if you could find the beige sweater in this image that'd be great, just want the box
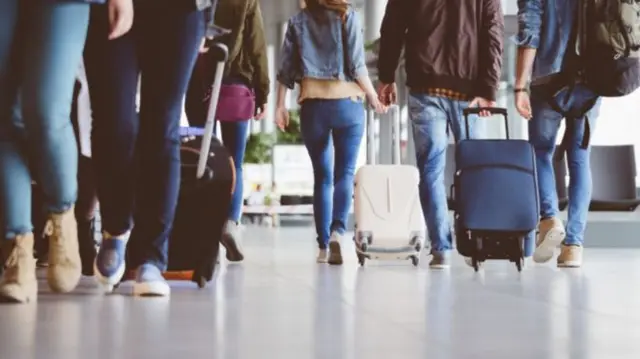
[298,78,364,103]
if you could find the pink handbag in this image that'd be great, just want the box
[207,84,256,122]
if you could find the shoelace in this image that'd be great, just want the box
[43,219,66,253]
[4,247,21,269]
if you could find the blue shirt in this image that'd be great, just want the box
[277,7,368,89]
[514,0,578,82]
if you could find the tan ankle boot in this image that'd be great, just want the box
[45,206,81,293]
[0,233,38,303]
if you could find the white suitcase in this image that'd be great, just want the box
[353,105,426,267]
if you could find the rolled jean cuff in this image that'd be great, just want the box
[4,227,34,240]
[46,201,76,215]
[563,238,582,246]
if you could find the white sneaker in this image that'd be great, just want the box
[132,263,170,297]
[221,220,244,262]
[533,217,565,264]
[316,249,328,263]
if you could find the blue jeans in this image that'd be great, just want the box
[300,98,364,249]
[408,94,471,253]
[84,2,204,270]
[529,84,601,246]
[0,1,89,238]
[184,73,249,223]
[409,94,536,256]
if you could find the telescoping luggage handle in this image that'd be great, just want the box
[366,104,402,165]
[462,107,509,140]
[196,43,229,180]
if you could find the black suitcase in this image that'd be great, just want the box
[164,43,234,288]
[452,107,539,272]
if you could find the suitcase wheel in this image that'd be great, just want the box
[357,253,366,267]
[471,257,480,272]
[410,255,420,267]
[197,276,207,289]
[411,236,423,253]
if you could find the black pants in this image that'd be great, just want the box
[83,2,205,270]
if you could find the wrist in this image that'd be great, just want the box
[514,78,529,89]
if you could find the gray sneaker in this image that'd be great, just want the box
[221,220,244,262]
[429,250,451,269]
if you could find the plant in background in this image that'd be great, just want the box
[244,132,275,164]
[244,110,303,164]
[276,109,303,145]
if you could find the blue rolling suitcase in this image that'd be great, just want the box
[452,108,539,272]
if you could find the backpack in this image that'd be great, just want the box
[549,0,640,156]
[576,0,640,97]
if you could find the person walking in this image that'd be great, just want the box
[184,0,270,263]
[275,0,385,265]
[0,0,132,303]
[514,0,601,268]
[84,0,209,296]
[377,0,505,269]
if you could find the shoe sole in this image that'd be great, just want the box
[558,261,582,268]
[133,281,170,297]
[0,293,35,304]
[221,233,244,262]
[94,258,126,291]
[533,228,565,264]
[0,284,37,303]
[429,264,450,270]
[328,242,343,265]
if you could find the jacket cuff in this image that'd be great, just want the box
[511,31,539,49]
[276,73,295,90]
[474,84,497,102]
[377,69,396,84]
[255,90,267,107]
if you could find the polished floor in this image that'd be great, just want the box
[2,226,640,359]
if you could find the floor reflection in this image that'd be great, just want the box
[0,227,639,359]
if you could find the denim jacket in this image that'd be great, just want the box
[514,0,578,82]
[277,7,368,89]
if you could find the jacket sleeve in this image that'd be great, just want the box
[476,0,504,101]
[276,20,299,90]
[377,0,409,84]
[344,9,368,79]
[245,0,270,106]
[514,0,544,48]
